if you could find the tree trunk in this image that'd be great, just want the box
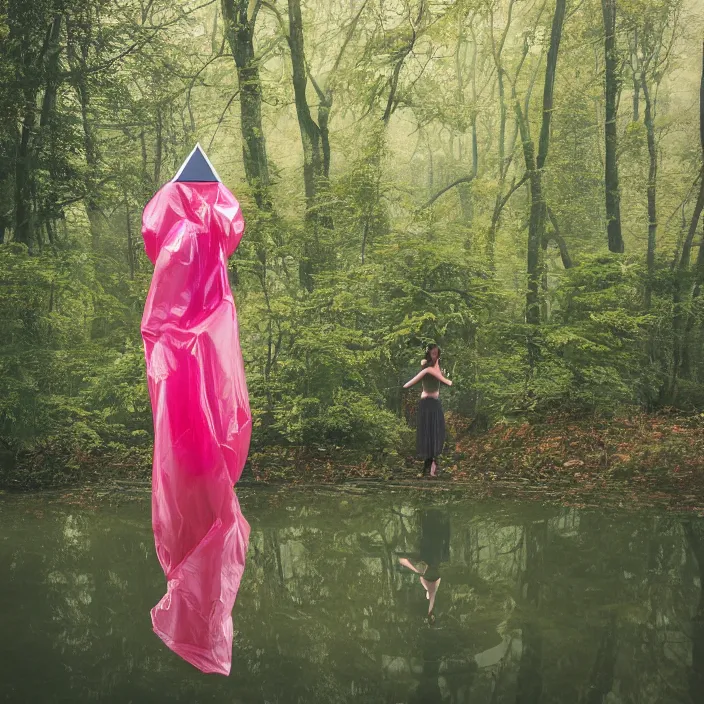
[455,21,474,222]
[318,97,331,180]
[515,521,546,704]
[602,0,624,253]
[472,119,478,178]
[642,77,657,309]
[153,107,163,186]
[221,0,275,328]
[522,135,544,327]
[14,13,63,250]
[632,79,639,121]
[38,15,63,129]
[14,105,35,249]
[125,198,135,280]
[287,0,325,291]
[679,44,704,272]
[536,0,565,172]
[518,0,566,328]
[490,0,516,181]
[67,19,102,248]
[546,208,573,269]
[359,3,422,266]
[631,29,640,121]
[580,614,618,704]
[37,14,64,248]
[221,0,272,211]
[487,0,520,268]
[669,43,704,398]
[685,522,704,704]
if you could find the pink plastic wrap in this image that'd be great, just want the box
[140,145,251,675]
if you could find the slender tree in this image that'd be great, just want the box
[636,7,678,309]
[602,0,624,253]
[287,0,326,290]
[67,10,102,247]
[514,0,567,328]
[515,521,547,704]
[221,0,273,211]
[669,42,704,399]
[11,7,63,250]
[685,522,704,704]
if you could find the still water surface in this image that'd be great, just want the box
[1,488,703,703]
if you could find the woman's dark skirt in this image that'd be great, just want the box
[416,397,445,460]
[419,509,450,569]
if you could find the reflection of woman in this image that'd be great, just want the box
[403,344,452,477]
[410,637,442,704]
[398,509,450,624]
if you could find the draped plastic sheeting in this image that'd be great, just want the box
[140,146,251,675]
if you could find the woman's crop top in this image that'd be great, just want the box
[422,370,441,393]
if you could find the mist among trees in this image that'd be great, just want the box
[1,0,704,479]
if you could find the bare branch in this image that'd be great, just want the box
[492,173,529,226]
[260,0,288,37]
[545,207,573,268]
[419,175,474,211]
[208,90,241,151]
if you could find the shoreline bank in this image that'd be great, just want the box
[3,412,704,511]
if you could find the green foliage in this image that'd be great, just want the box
[538,255,658,411]
[0,0,703,488]
[272,389,406,451]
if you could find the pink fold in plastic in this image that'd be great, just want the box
[140,144,251,675]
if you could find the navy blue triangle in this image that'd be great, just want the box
[174,145,220,182]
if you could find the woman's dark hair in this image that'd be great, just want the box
[423,344,440,368]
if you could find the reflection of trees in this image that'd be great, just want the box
[685,522,704,704]
[515,520,546,704]
[580,612,617,704]
[3,495,704,702]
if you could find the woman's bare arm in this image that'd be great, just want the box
[426,365,453,386]
[398,557,423,574]
[403,368,428,389]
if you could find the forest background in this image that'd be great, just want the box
[2,0,704,491]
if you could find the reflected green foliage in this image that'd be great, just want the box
[1,0,704,485]
[1,491,704,702]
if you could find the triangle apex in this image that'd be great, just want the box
[172,143,221,183]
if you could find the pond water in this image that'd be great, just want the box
[1,487,703,703]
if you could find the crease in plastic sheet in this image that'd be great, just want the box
[141,168,251,676]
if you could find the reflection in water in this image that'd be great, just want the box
[515,519,545,704]
[685,522,704,704]
[1,492,704,703]
[399,508,450,624]
[398,509,453,702]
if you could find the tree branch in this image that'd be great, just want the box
[333,0,369,75]
[382,0,425,124]
[260,0,288,37]
[67,0,220,79]
[307,63,327,103]
[419,175,474,211]
[544,207,573,268]
[537,0,566,170]
[492,173,529,226]
[208,90,241,151]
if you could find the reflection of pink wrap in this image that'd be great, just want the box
[140,162,251,675]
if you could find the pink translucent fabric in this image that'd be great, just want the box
[141,180,251,675]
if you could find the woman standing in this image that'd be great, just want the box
[403,344,452,477]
